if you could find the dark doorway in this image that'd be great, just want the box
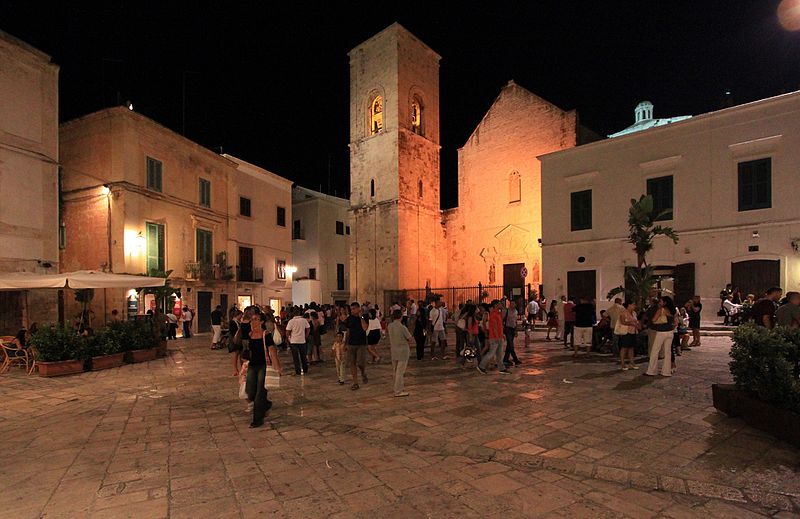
[220,294,229,320]
[567,270,596,302]
[503,263,525,299]
[238,246,254,282]
[673,263,695,307]
[731,260,780,298]
[0,291,23,335]
[197,291,212,333]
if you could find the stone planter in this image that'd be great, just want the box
[156,340,168,358]
[125,348,157,364]
[712,383,800,449]
[91,352,125,371]
[37,359,85,377]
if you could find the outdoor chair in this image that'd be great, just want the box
[0,336,32,375]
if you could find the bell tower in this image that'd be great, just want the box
[348,23,445,305]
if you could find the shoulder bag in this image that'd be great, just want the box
[263,335,280,389]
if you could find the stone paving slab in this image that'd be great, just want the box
[0,331,798,517]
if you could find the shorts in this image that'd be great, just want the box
[574,327,593,346]
[348,344,367,368]
[212,324,222,343]
[431,329,446,343]
[527,314,536,323]
[618,333,636,349]
[367,330,381,346]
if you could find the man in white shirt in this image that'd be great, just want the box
[527,299,540,326]
[606,298,624,354]
[428,300,448,360]
[285,309,311,375]
[555,296,566,340]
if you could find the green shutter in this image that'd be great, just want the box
[196,229,212,264]
[146,223,165,274]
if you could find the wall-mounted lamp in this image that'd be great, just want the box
[101,184,110,195]
[752,230,760,238]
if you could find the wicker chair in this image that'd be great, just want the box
[0,336,31,374]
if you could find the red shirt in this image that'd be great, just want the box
[488,309,504,339]
[564,302,576,322]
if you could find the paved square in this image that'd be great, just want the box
[1,331,798,518]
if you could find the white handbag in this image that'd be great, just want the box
[262,336,281,390]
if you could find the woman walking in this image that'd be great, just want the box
[545,300,558,341]
[616,302,640,370]
[244,312,282,428]
[646,297,678,377]
[367,308,382,363]
[458,304,479,367]
[229,309,244,376]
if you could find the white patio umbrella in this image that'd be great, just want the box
[0,270,166,289]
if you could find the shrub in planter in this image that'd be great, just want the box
[86,331,124,370]
[729,323,800,413]
[29,324,86,376]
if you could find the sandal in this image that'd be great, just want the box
[351,383,359,390]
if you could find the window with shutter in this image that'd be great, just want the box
[146,222,165,273]
[570,190,592,231]
[146,157,162,192]
[199,178,211,207]
[738,158,771,211]
[196,229,213,265]
[646,175,673,221]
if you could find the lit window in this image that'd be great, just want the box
[509,171,521,203]
[370,96,383,135]
[411,97,423,135]
[276,260,286,280]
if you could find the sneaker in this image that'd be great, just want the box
[629,364,640,370]
[338,380,345,385]
[432,356,438,361]
[621,366,629,371]
[499,370,512,375]
[476,366,487,374]
[394,392,410,397]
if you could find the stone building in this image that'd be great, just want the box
[0,31,59,333]
[223,154,294,312]
[60,108,293,332]
[348,24,593,306]
[540,92,800,312]
[291,186,351,306]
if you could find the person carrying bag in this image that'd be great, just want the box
[243,313,281,428]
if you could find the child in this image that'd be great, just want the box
[545,300,558,341]
[332,332,347,385]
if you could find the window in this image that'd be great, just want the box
[146,157,162,192]
[196,229,213,265]
[276,260,286,280]
[346,225,350,235]
[647,175,673,220]
[199,178,211,207]
[293,219,303,240]
[309,268,317,280]
[146,222,165,273]
[336,220,344,235]
[738,158,771,211]
[238,246,254,282]
[418,180,423,198]
[570,190,592,231]
[509,171,521,203]
[337,263,345,291]
[239,196,251,217]
[370,96,383,135]
[370,179,375,197]
[411,97,423,135]
[276,206,286,227]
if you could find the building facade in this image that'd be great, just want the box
[0,31,59,333]
[291,186,350,305]
[223,155,293,313]
[348,24,589,307]
[60,108,290,332]
[540,92,800,312]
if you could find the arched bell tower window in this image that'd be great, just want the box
[418,179,423,198]
[370,179,375,198]
[509,171,521,203]
[411,97,423,135]
[369,96,383,135]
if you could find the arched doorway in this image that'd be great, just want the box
[731,259,780,297]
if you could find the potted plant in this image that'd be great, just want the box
[117,321,158,363]
[86,330,124,371]
[29,324,86,377]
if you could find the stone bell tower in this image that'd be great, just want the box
[348,23,446,306]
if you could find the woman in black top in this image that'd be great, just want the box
[245,312,281,428]
[229,309,244,376]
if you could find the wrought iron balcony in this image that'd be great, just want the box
[236,266,264,283]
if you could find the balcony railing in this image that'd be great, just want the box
[237,266,264,283]
[185,262,234,281]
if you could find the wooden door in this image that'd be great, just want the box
[673,263,695,307]
[567,270,597,302]
[197,291,212,333]
[731,260,780,298]
[0,291,23,335]
[503,263,525,299]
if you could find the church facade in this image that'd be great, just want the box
[348,24,595,307]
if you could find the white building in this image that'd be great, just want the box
[541,92,800,312]
[223,154,293,312]
[0,31,59,332]
[291,186,350,305]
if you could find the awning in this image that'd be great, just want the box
[0,270,166,290]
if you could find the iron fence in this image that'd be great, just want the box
[384,284,519,312]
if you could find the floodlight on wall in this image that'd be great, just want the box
[752,230,760,238]
[101,184,110,195]
[286,266,298,275]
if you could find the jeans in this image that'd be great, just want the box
[392,359,408,394]
[455,328,465,358]
[479,338,505,371]
[289,342,308,375]
[182,321,192,338]
[503,326,519,364]
[245,363,271,424]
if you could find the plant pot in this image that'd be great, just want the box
[91,352,125,371]
[37,359,85,377]
[712,383,800,449]
[156,340,168,358]
[125,348,158,364]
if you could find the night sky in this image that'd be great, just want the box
[3,1,799,208]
